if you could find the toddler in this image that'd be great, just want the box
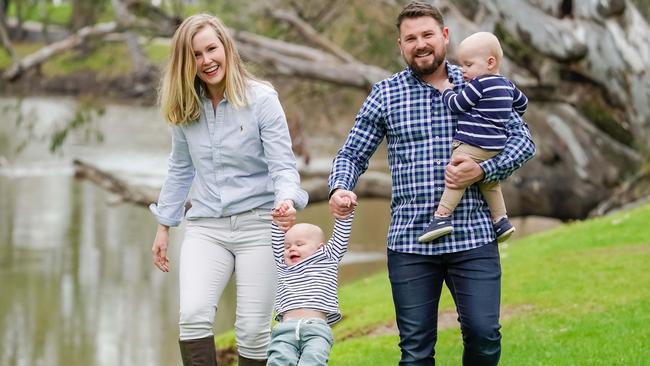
[267,201,354,366]
[419,31,528,243]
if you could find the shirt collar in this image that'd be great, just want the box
[199,84,229,103]
[405,61,464,87]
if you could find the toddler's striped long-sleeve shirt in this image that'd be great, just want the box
[442,75,528,151]
[271,213,354,325]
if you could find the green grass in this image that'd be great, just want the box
[8,3,72,26]
[323,204,650,365]
[0,42,44,69]
[143,42,171,65]
[215,204,650,364]
[0,40,135,77]
[42,42,134,77]
[0,39,171,77]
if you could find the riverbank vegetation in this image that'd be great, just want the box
[216,203,650,365]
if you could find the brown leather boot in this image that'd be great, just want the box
[179,336,218,366]
[238,355,267,366]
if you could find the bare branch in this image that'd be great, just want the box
[73,159,161,207]
[3,22,118,81]
[236,40,389,90]
[111,0,151,78]
[268,8,357,63]
[233,29,340,63]
[230,28,390,90]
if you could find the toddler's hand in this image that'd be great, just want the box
[273,201,291,216]
[273,200,296,232]
[433,77,454,93]
[442,79,454,91]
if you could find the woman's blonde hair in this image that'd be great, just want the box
[159,14,255,124]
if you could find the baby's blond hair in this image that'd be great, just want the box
[458,32,504,70]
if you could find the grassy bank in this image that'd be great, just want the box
[217,203,650,365]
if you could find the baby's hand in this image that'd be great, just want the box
[440,79,454,92]
[273,201,291,216]
[433,78,454,93]
[272,200,296,232]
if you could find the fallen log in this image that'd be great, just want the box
[3,22,119,80]
[73,158,160,207]
[72,159,393,208]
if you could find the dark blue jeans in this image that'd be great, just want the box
[388,242,501,366]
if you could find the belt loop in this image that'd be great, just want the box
[295,319,303,341]
[230,214,237,230]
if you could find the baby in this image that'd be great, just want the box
[267,201,355,366]
[419,31,528,243]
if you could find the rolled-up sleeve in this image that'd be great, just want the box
[479,111,536,182]
[258,90,309,210]
[149,125,195,226]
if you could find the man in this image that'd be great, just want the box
[327,2,535,365]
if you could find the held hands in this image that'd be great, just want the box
[152,224,170,272]
[445,154,485,189]
[329,189,357,219]
[273,200,296,232]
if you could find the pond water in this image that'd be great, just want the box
[0,97,390,366]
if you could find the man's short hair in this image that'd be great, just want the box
[395,1,445,30]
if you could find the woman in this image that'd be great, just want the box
[150,14,308,366]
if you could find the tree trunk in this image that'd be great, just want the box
[0,0,15,60]
[110,0,151,80]
[69,0,107,32]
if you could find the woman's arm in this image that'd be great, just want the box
[257,88,309,210]
[149,125,195,227]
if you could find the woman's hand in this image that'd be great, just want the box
[272,200,296,232]
[152,224,170,272]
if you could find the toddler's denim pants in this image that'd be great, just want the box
[267,318,333,366]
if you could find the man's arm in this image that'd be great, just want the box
[479,111,536,182]
[328,83,387,195]
[323,211,355,262]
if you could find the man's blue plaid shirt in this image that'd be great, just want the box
[328,64,536,255]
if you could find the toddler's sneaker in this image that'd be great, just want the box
[418,216,453,243]
[494,217,516,242]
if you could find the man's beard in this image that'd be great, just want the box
[408,53,445,77]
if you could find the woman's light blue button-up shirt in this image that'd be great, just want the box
[150,81,308,227]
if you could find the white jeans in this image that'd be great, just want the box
[178,209,277,359]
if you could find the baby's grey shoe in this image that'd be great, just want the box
[494,217,516,242]
[418,216,453,243]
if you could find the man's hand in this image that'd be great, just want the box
[329,189,357,219]
[445,154,484,189]
[272,200,296,232]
